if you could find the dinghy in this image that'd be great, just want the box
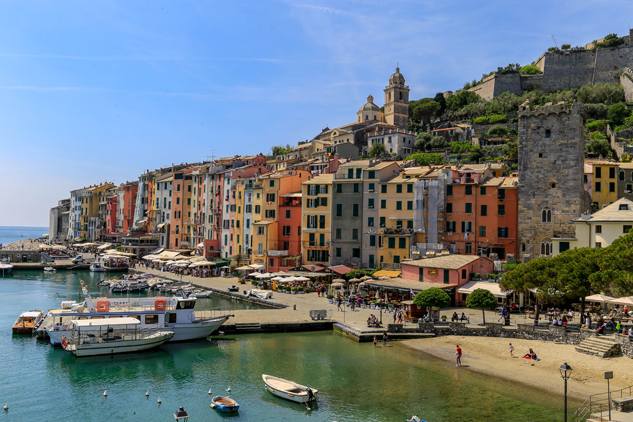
[262,374,318,404]
[210,396,239,412]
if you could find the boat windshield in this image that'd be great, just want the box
[176,300,195,310]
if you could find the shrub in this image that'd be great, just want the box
[449,141,475,154]
[473,116,489,124]
[415,132,432,150]
[590,132,607,140]
[509,117,519,123]
[585,137,611,157]
[502,263,518,271]
[608,103,631,126]
[520,64,542,75]
[487,114,508,124]
[473,273,482,279]
[561,44,571,50]
[487,124,508,137]
[405,152,445,166]
[487,273,496,280]
[430,136,447,149]
[616,115,633,132]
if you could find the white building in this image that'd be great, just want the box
[367,128,416,157]
[154,174,173,248]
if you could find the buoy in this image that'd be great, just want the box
[157,397,162,404]
[226,386,231,392]
[103,390,108,397]
[145,390,149,397]
[208,389,212,395]
[3,404,8,411]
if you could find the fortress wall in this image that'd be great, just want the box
[621,68,633,102]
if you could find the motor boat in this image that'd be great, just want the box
[0,259,13,274]
[44,267,56,272]
[45,282,231,346]
[250,289,273,300]
[211,396,239,413]
[90,262,106,272]
[62,318,174,357]
[12,310,46,334]
[262,374,318,404]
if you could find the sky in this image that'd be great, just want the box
[2,0,633,226]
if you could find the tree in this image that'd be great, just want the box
[585,137,611,158]
[503,140,518,160]
[561,44,571,50]
[413,100,441,126]
[466,288,497,325]
[433,92,447,116]
[413,287,451,321]
[608,103,630,126]
[520,65,542,75]
[271,144,293,157]
[487,124,508,137]
[429,136,447,149]
[368,142,386,158]
[406,153,445,166]
[415,132,432,150]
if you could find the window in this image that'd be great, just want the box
[380,217,386,227]
[369,235,376,247]
[465,203,472,213]
[393,255,400,264]
[368,217,374,227]
[624,225,632,233]
[381,185,387,194]
[407,184,413,193]
[407,201,413,210]
[461,221,472,233]
[545,129,551,138]
[336,204,343,217]
[498,189,505,200]
[479,226,486,237]
[596,167,602,178]
[388,238,396,248]
[352,229,358,240]
[541,208,551,223]
[398,238,406,249]
[265,209,276,218]
[497,227,508,238]
[286,210,291,219]
[595,225,602,234]
[176,197,180,205]
[396,185,402,193]
[257,226,265,235]
[269,180,275,187]
[353,204,359,217]
[595,182,601,192]
[446,221,456,232]
[480,187,487,195]
[498,204,505,215]
[320,197,327,207]
[596,242,602,248]
[352,248,361,258]
[381,199,386,209]
[541,241,552,255]
[354,183,359,193]
[320,185,328,194]
[609,182,615,193]
[336,184,342,193]
[627,184,633,192]
[319,215,325,229]
[336,228,341,239]
[465,243,472,254]
[266,193,276,202]
[447,185,453,196]
[348,169,354,179]
[446,203,453,213]
[368,171,375,179]
[396,201,402,210]
[559,242,570,253]
[620,171,625,181]
[368,198,375,209]
[368,183,375,192]
[465,186,472,195]
[283,226,291,236]
[335,248,341,257]
[255,205,261,214]
[481,205,487,216]
[609,167,616,179]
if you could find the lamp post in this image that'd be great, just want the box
[559,362,573,422]
[605,371,613,421]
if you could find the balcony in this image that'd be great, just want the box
[303,240,330,248]
[380,227,415,236]
[268,250,289,257]
[452,174,481,184]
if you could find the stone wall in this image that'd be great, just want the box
[622,68,633,103]
[469,73,522,101]
[517,102,591,261]
[607,123,633,160]
[0,250,42,262]
[615,334,633,358]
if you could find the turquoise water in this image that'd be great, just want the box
[0,226,48,246]
[0,271,573,421]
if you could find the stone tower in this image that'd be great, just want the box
[384,67,410,129]
[517,101,591,262]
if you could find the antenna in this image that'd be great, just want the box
[551,35,558,49]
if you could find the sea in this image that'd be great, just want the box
[0,226,48,247]
[0,269,578,421]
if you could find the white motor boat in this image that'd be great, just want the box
[262,374,318,404]
[44,267,56,272]
[45,283,231,346]
[62,318,174,357]
[250,289,273,300]
[0,259,13,274]
[89,262,106,272]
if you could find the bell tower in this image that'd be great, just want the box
[384,66,410,129]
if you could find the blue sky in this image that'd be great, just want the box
[2,0,633,226]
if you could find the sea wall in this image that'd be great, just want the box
[0,250,42,263]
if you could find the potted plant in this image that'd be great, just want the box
[441,315,447,321]
[291,287,296,294]
[250,280,257,286]
[285,286,291,293]
[327,294,334,303]
[298,287,304,294]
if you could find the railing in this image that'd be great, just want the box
[268,250,289,257]
[302,241,329,248]
[381,228,415,235]
[573,384,633,421]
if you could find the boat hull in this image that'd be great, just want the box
[262,375,318,404]
[13,326,36,335]
[211,396,239,412]
[66,331,174,357]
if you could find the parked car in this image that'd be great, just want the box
[72,255,83,264]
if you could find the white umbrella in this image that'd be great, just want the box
[606,296,633,306]
[294,276,310,282]
[283,276,297,282]
[585,294,615,303]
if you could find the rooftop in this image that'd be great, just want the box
[576,198,633,222]
[403,254,486,270]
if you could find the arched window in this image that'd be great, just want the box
[374,115,377,120]
[389,92,392,102]
[365,115,368,121]
[540,239,553,256]
[358,116,361,123]
[542,208,551,223]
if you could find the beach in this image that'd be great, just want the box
[402,336,633,400]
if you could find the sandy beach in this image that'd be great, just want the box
[401,336,633,400]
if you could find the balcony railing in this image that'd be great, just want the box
[268,250,289,257]
[380,227,415,236]
[302,241,330,248]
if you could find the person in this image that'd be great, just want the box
[350,298,356,312]
[460,312,467,322]
[393,309,397,323]
[628,327,633,337]
[382,331,388,347]
[455,345,462,367]
[597,322,607,335]
[523,348,537,360]
[585,315,592,329]
[498,307,505,322]
[367,317,372,328]
[451,312,459,322]
[397,311,403,324]
[373,336,377,347]
[616,321,622,334]
[337,295,342,312]
[509,343,514,358]
[552,317,558,326]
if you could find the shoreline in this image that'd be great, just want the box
[398,336,633,401]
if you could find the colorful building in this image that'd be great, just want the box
[301,173,333,268]
[591,160,619,210]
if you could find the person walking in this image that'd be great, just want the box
[455,345,462,367]
[393,309,397,323]
[509,343,514,358]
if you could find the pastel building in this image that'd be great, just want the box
[301,173,334,267]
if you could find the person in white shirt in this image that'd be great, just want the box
[628,327,633,336]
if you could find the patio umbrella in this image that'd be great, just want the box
[606,296,633,306]
[332,278,345,283]
[283,276,297,282]
[331,282,344,288]
[271,276,286,281]
[360,276,373,281]
[375,290,381,300]
[294,276,310,282]
[348,278,361,283]
[585,294,616,303]
[358,282,367,288]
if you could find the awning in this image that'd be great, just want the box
[373,270,401,278]
[329,265,356,275]
[606,296,633,306]
[249,264,265,270]
[196,243,204,248]
[236,265,254,271]
[280,192,302,198]
[97,243,112,250]
[157,223,166,229]
[367,278,457,292]
[457,281,509,298]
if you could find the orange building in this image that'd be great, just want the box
[444,166,518,260]
[122,182,138,233]
[170,168,193,249]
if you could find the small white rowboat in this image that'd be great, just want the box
[262,374,318,404]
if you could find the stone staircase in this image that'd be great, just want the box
[575,337,621,358]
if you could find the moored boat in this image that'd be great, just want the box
[211,396,239,412]
[0,259,13,274]
[12,310,46,334]
[62,318,174,357]
[262,374,318,404]
[44,267,56,272]
[89,262,106,272]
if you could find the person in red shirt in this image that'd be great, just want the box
[456,345,462,367]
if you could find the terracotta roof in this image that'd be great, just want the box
[403,254,486,270]
[328,265,356,275]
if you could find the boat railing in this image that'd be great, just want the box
[69,324,168,344]
[193,309,233,321]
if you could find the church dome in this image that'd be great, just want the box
[389,66,405,84]
[359,94,380,112]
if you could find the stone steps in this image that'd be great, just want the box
[575,337,621,358]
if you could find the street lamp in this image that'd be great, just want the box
[559,362,573,422]
[173,406,190,421]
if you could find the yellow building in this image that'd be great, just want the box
[235,178,247,259]
[79,182,114,241]
[591,161,619,209]
[301,173,333,266]
[552,198,633,256]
